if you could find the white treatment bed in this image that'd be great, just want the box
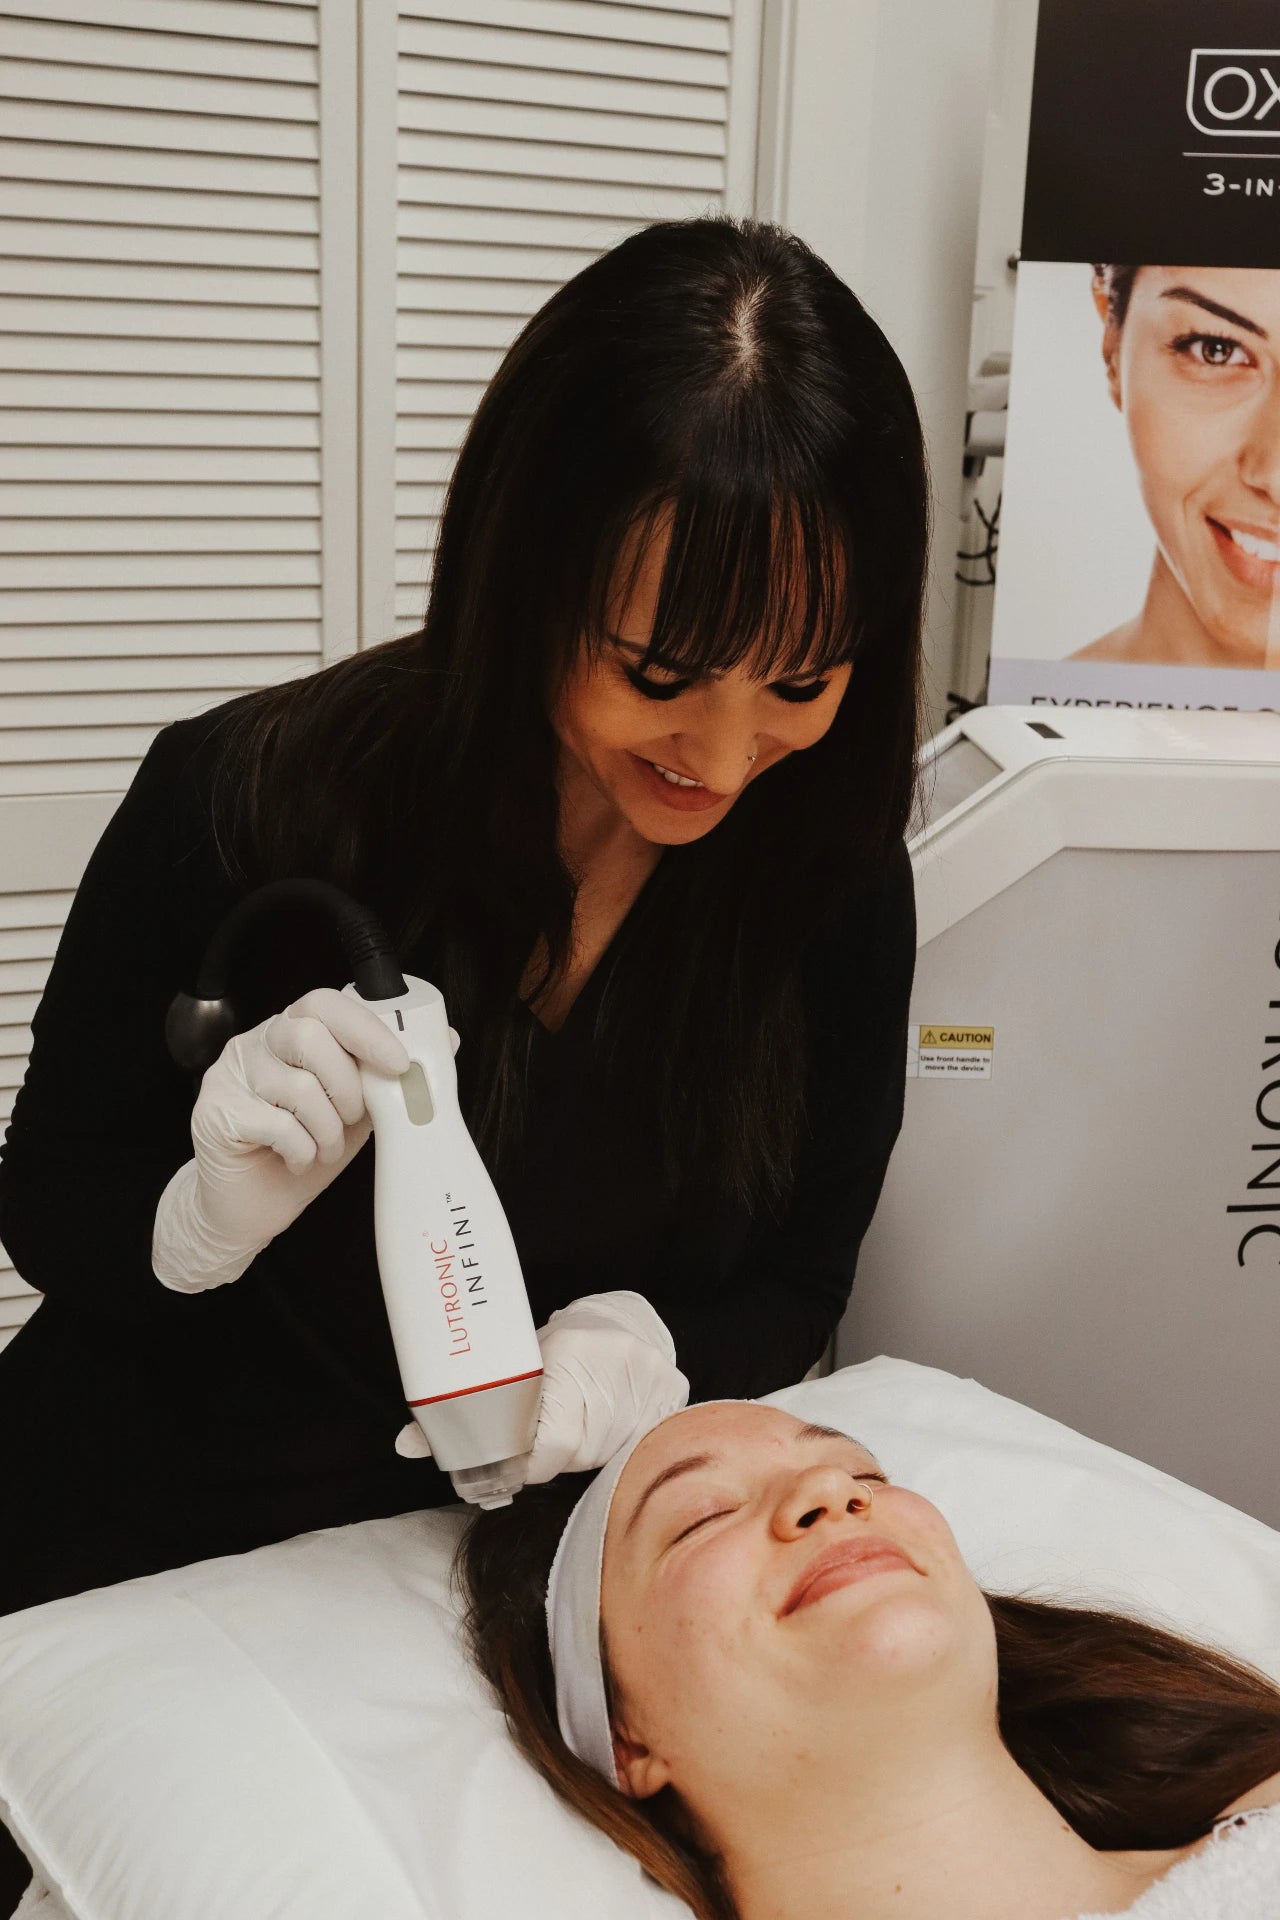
[2,1355,1278,1920]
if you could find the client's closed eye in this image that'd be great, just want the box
[671,1509,735,1544]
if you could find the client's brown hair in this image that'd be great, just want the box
[456,1479,1280,1920]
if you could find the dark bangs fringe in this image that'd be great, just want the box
[580,479,860,687]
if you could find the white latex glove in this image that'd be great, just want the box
[394,1290,689,1480]
[152,986,414,1293]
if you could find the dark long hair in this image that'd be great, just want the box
[457,1477,1280,1920]
[204,215,929,1216]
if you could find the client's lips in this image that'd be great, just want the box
[781,1536,918,1616]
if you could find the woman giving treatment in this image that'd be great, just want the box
[0,215,923,1617]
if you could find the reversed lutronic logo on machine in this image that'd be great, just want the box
[1226,917,1280,1270]
[906,1026,995,1081]
[1186,50,1280,137]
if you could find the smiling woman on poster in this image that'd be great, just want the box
[1073,265,1280,669]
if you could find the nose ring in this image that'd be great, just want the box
[747,752,757,764]
[847,1479,876,1513]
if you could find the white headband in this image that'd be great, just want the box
[544,1400,753,1786]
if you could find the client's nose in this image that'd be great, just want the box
[774,1464,875,1536]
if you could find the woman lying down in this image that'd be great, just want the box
[459,1399,1280,1920]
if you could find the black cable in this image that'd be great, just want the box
[955,492,1001,587]
[165,879,421,1441]
[166,879,408,1072]
[945,691,985,724]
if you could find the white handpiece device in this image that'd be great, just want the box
[342,973,543,1510]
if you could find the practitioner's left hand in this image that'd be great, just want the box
[394,1289,689,1479]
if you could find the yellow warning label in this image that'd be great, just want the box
[918,1026,994,1050]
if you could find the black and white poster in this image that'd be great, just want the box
[990,0,1280,711]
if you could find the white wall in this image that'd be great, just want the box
[758,0,1002,733]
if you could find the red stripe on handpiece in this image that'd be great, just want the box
[408,1366,543,1407]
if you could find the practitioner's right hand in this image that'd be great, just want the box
[394,1290,690,1479]
[152,987,410,1293]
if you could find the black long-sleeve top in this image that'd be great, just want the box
[0,702,915,1612]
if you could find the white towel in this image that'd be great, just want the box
[1073,1804,1280,1919]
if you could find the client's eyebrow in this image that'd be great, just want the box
[1159,285,1267,340]
[622,1451,718,1538]
[622,1421,879,1540]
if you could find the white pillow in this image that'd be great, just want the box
[1,1357,1277,1920]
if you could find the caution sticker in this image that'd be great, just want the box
[906,1024,994,1080]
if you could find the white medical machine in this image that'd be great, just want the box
[836,706,1280,1527]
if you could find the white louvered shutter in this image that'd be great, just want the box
[0,0,357,799]
[366,0,761,636]
[0,0,358,1344]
